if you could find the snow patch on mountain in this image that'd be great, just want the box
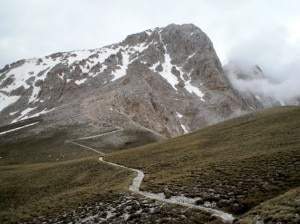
[129,42,149,54]
[11,108,55,123]
[175,65,205,101]
[176,112,183,118]
[22,107,37,115]
[65,50,93,65]
[184,78,205,101]
[0,94,21,112]
[9,110,19,116]
[0,59,50,93]
[157,31,179,90]
[145,29,154,36]
[29,85,41,102]
[149,61,160,72]
[187,52,196,61]
[57,73,65,80]
[181,124,189,134]
[111,50,130,81]
[161,52,179,90]
[75,78,88,85]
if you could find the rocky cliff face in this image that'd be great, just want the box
[0,24,252,149]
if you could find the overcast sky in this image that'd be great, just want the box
[0,0,299,73]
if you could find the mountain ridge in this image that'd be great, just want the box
[1,24,256,150]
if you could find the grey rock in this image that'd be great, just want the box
[0,24,259,150]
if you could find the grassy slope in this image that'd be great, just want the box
[0,120,220,224]
[0,124,134,223]
[0,157,133,223]
[107,106,300,216]
[238,187,300,224]
[1,106,299,223]
[0,122,97,165]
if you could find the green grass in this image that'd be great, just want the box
[106,106,300,215]
[74,129,165,153]
[0,121,99,165]
[237,187,300,224]
[0,157,133,223]
[0,132,98,165]
[1,106,299,223]
[0,120,134,223]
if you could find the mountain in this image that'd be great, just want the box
[223,62,300,110]
[1,23,299,224]
[0,24,252,150]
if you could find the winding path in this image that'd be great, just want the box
[67,134,234,223]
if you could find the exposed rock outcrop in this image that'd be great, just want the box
[0,24,253,149]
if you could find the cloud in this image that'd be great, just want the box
[223,18,300,105]
[0,0,299,106]
[225,58,300,105]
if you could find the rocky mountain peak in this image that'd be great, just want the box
[0,24,252,149]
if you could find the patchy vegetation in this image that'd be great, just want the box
[107,106,300,217]
[0,157,134,223]
[26,193,223,224]
[1,106,299,223]
[237,187,300,224]
[0,122,96,165]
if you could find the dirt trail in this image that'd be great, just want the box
[67,137,234,223]
[0,121,40,136]
[65,140,105,155]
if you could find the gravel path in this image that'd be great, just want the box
[67,135,235,223]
